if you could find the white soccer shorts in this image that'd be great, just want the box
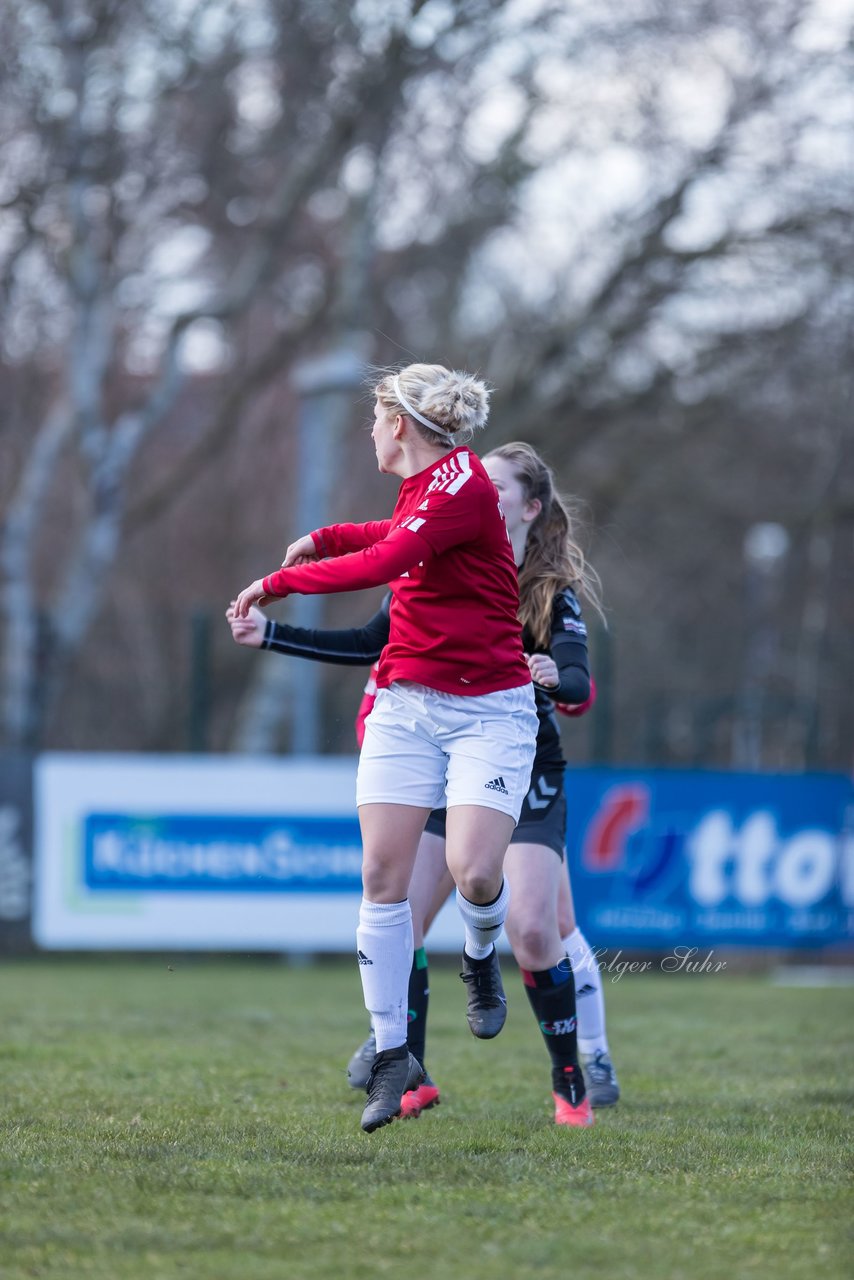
[357,680,538,822]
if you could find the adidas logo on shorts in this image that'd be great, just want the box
[484,776,509,796]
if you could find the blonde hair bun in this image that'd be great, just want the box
[376,363,490,446]
[418,369,490,436]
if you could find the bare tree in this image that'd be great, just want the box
[0,0,850,766]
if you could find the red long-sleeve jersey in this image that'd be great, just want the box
[262,447,530,696]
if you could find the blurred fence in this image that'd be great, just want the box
[0,753,33,953]
[1,753,851,956]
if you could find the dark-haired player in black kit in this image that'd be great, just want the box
[228,442,619,1126]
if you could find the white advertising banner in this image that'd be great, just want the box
[33,753,469,952]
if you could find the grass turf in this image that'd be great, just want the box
[0,957,851,1280]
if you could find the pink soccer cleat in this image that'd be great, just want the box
[552,1064,595,1128]
[400,1074,441,1119]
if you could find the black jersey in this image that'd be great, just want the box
[261,587,590,771]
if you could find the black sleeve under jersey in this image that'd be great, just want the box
[539,588,591,706]
[261,594,391,666]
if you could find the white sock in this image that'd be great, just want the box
[357,898,412,1053]
[456,880,509,959]
[563,926,610,1056]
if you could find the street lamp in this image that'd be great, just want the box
[734,521,790,769]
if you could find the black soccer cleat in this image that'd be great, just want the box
[346,1030,377,1090]
[361,1046,425,1133]
[459,947,507,1039]
[580,1050,621,1107]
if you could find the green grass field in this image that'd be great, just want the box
[1,957,851,1280]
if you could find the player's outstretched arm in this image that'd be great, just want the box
[257,525,431,606]
[263,598,391,666]
[282,521,393,567]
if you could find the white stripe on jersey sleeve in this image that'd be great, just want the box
[445,450,472,494]
[426,450,472,496]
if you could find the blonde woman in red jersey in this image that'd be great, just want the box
[345,444,607,1127]
[234,364,539,1133]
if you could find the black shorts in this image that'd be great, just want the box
[424,767,566,860]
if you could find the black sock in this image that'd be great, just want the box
[520,958,585,1101]
[406,947,430,1069]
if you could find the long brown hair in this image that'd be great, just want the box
[484,442,604,647]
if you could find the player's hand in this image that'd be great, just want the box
[226,601,266,648]
[234,579,274,617]
[525,652,559,689]
[281,533,318,568]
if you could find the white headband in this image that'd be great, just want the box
[393,375,456,446]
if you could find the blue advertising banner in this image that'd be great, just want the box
[566,768,854,949]
[35,754,854,952]
[84,812,363,893]
[35,754,469,952]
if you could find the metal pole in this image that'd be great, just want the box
[290,347,366,754]
[188,609,211,753]
[734,522,790,769]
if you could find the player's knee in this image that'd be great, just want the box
[362,854,409,904]
[456,868,502,904]
[507,917,553,969]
